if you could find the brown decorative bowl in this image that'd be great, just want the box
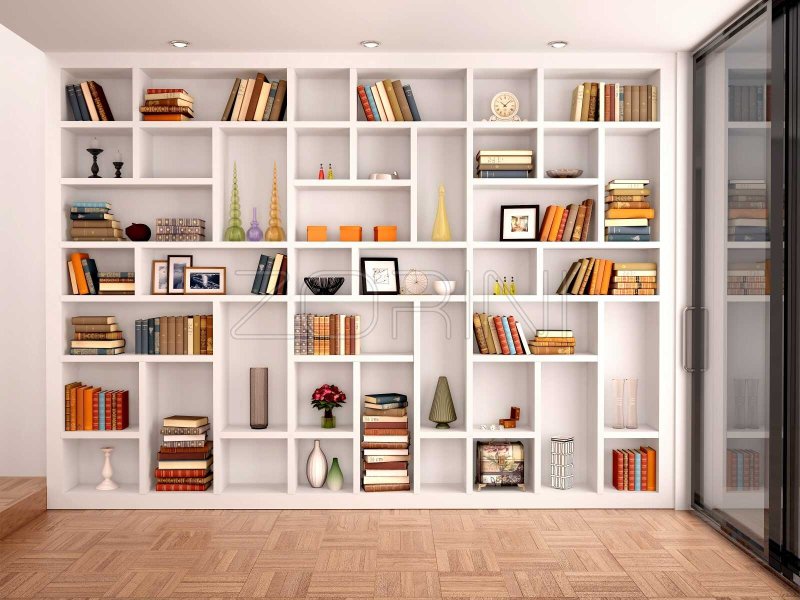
[546,169,583,178]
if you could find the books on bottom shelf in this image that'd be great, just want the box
[604,180,654,242]
[726,448,761,490]
[64,382,129,431]
[611,446,656,491]
[294,314,361,355]
[70,316,126,355]
[471,313,532,355]
[555,260,657,296]
[361,393,410,492]
[134,315,212,355]
[155,416,213,491]
[728,261,770,296]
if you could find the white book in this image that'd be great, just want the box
[162,433,207,442]
[364,469,408,477]
[598,82,605,122]
[605,218,649,227]
[536,330,573,338]
[609,179,650,185]
[515,321,531,355]
[571,84,584,121]
[363,435,409,443]
[362,448,409,456]
[362,475,410,484]
[363,455,410,463]
[238,78,255,121]
[370,84,387,121]
[362,415,408,423]
[613,270,658,276]
[187,317,194,355]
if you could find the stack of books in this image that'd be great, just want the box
[475,150,533,179]
[221,75,287,121]
[97,272,134,295]
[726,448,760,490]
[471,312,531,356]
[729,180,768,241]
[609,262,657,296]
[729,85,770,121]
[361,393,410,492]
[605,180,654,241]
[70,316,125,355]
[539,199,594,241]
[155,218,206,242]
[70,202,123,242]
[140,88,194,122]
[250,253,287,295]
[294,314,361,355]
[63,382,129,431]
[611,446,657,491]
[357,79,420,122]
[728,261,769,296]
[529,330,575,356]
[555,257,614,295]
[570,82,658,122]
[134,315,213,355]
[64,81,114,121]
[155,416,213,491]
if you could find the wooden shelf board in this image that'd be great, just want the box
[61,427,140,439]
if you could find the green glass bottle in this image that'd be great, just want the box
[327,457,344,491]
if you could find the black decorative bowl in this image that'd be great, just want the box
[304,277,345,295]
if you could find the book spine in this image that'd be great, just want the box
[66,85,82,120]
[402,85,421,121]
[74,84,92,121]
[155,483,210,492]
[506,316,524,354]
[493,316,510,354]
[365,85,381,121]
[357,85,375,121]
[472,313,489,354]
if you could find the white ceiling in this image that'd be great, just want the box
[0,0,753,53]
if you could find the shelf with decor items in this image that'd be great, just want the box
[48,58,675,509]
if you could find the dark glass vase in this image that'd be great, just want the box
[321,408,336,429]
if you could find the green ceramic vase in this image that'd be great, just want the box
[327,457,344,491]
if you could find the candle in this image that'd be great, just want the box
[91,137,99,149]
[115,149,122,162]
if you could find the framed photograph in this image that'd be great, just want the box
[185,267,227,295]
[167,255,193,294]
[500,204,540,241]
[151,260,168,295]
[360,257,400,295]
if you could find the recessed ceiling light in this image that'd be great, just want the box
[360,40,380,49]
[169,40,190,48]
[547,41,568,49]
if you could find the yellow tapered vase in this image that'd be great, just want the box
[431,183,452,241]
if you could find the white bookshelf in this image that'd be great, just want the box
[46,54,676,508]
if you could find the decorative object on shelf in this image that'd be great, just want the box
[550,436,574,490]
[318,163,325,180]
[311,383,347,429]
[745,378,761,429]
[151,260,168,295]
[612,378,625,429]
[433,280,456,296]
[500,204,540,241]
[429,376,456,429]
[167,255,193,295]
[306,440,328,488]
[249,367,269,429]
[479,423,500,431]
[340,225,362,242]
[488,91,522,121]
[493,279,501,295]
[303,276,344,296]
[373,225,397,242]
[326,458,344,491]
[476,441,525,490]
[502,277,510,295]
[431,183,452,241]
[402,268,428,295]
[307,225,328,242]
[546,169,583,179]
[360,257,400,295]
[125,223,151,242]
[184,267,226,295]
[113,149,124,178]
[499,406,521,428]
[476,149,534,179]
[86,137,103,178]
[155,217,206,242]
[625,377,639,429]
[224,162,246,242]
[510,277,517,295]
[96,446,119,491]
[327,163,335,179]
[369,171,399,180]
[265,161,286,241]
[247,208,263,241]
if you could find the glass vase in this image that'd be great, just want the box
[626,378,639,429]
[321,409,336,429]
[612,378,625,429]
[326,457,344,491]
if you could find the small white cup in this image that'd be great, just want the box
[433,280,456,295]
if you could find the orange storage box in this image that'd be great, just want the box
[307,225,327,242]
[340,225,363,242]
[373,225,397,242]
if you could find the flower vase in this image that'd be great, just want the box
[306,440,327,488]
[431,183,452,241]
[326,457,344,491]
[321,408,336,429]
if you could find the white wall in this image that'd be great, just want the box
[0,24,45,475]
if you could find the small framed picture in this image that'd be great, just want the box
[167,255,193,294]
[151,260,168,295]
[500,204,540,241]
[185,267,227,295]
[360,257,400,295]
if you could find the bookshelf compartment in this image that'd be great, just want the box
[728,128,768,180]
[542,248,660,295]
[139,128,212,179]
[473,362,534,433]
[356,69,467,122]
[219,439,288,493]
[62,362,140,430]
[62,248,135,296]
[356,129,410,180]
[472,437,534,493]
[296,249,353,296]
[360,248,467,295]
[294,127,350,180]
[61,68,133,122]
[472,128,537,180]
[420,439,464,493]
[295,68,349,122]
[61,128,133,179]
[542,129,599,179]
[603,438,659,492]
[472,68,537,122]
[417,129,467,242]
[473,249,536,296]
[295,438,354,493]
[296,362,353,432]
[361,361,414,427]
[63,438,139,493]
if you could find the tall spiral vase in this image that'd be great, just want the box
[306,440,328,488]
[224,162,246,241]
[96,446,119,491]
[265,161,286,241]
[429,376,457,428]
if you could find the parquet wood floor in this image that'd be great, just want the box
[0,508,796,599]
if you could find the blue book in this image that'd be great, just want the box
[364,393,408,405]
[98,391,105,430]
[66,85,82,121]
[365,86,381,121]
[501,317,516,355]
[258,256,275,294]
[605,234,651,242]
[73,201,111,209]
[403,84,421,121]
[634,451,641,491]
[251,255,269,295]
[478,170,531,179]
[74,84,91,121]
[606,226,650,235]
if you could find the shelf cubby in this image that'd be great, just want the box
[542,128,599,179]
[472,248,537,296]
[295,248,353,296]
[295,438,354,493]
[61,68,134,122]
[472,68,537,122]
[63,438,139,493]
[360,248,466,295]
[294,68,349,122]
[541,248,660,295]
[61,247,135,295]
[61,126,133,178]
[296,362,353,432]
[139,127,212,179]
[356,69,467,122]
[294,126,350,180]
[62,361,140,430]
[420,438,464,493]
[472,127,537,179]
[417,128,467,242]
[219,439,288,494]
[602,437,659,492]
[473,362,534,433]
[356,128,410,180]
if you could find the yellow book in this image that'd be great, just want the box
[604,208,655,219]
[547,206,565,242]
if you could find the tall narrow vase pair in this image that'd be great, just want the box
[611,378,639,429]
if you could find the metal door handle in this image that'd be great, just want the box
[682,306,695,373]
[682,306,709,373]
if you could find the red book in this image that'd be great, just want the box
[116,390,129,430]
[345,316,352,355]
[555,207,570,241]
[357,85,375,121]
[506,316,524,354]
[154,468,210,478]
[639,448,648,491]
[612,449,619,490]
[627,450,636,491]
[92,388,100,430]
[492,316,510,355]
[155,483,211,492]
[146,88,189,94]
[622,450,629,490]
[104,391,113,430]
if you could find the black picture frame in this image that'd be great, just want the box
[359,257,400,295]
[499,204,540,241]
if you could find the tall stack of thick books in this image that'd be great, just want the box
[529,330,575,355]
[729,180,768,241]
[475,150,534,179]
[70,316,125,355]
[609,262,657,296]
[155,217,206,242]
[728,262,769,296]
[356,79,421,122]
[221,74,287,121]
[140,88,194,122]
[361,393,410,492]
[604,180,654,241]
[612,446,656,491]
[156,415,213,491]
[70,202,123,241]
[726,448,760,490]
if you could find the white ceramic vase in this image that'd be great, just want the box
[306,440,328,488]
[96,446,119,491]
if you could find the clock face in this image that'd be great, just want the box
[491,92,519,119]
[404,269,428,295]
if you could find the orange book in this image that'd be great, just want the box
[605,208,655,219]
[142,114,192,121]
[69,252,90,295]
[642,445,656,490]
[83,387,97,431]
[73,385,85,430]
[538,206,556,240]
[600,260,614,294]
[554,206,570,241]
[548,206,565,242]
[589,259,604,295]
[492,316,511,355]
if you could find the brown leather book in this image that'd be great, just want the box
[364,428,409,436]
[391,80,414,121]
[207,315,213,355]
[623,85,632,121]
[581,82,592,121]
[631,85,640,121]
[363,483,411,492]
[571,205,587,241]
[267,80,287,121]
[221,78,240,120]
[143,114,193,121]
[578,258,596,295]
[362,461,408,470]
[472,313,488,354]
[382,79,405,121]
[580,199,594,242]
[193,316,201,355]
[183,316,189,354]
[245,73,266,121]
[639,85,647,122]
[87,81,114,121]
[588,83,598,121]
[360,442,409,449]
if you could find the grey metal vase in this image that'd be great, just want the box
[429,376,456,428]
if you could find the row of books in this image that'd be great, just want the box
[471,313,532,356]
[140,88,195,121]
[539,199,594,241]
[294,314,361,355]
[154,217,206,242]
[65,81,115,121]
[726,448,761,490]
[728,262,769,296]
[250,253,287,295]
[67,252,134,295]
[530,330,576,356]
[357,80,421,122]
[729,85,770,122]
[70,202,123,241]
[570,83,658,122]
[221,75,287,121]
[133,315,213,355]
[155,416,213,491]
[729,180,768,241]
[605,180,654,241]
[70,316,126,355]
[611,446,657,491]
[475,150,533,179]
[63,382,129,431]
[556,260,658,296]
[361,393,410,492]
